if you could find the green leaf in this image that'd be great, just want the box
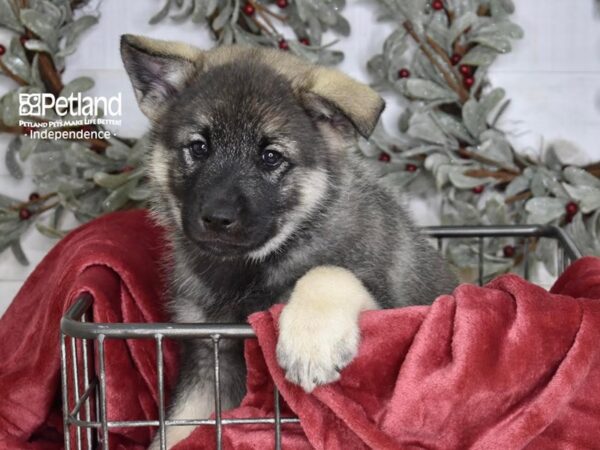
[448,167,494,189]
[562,184,600,214]
[36,222,68,239]
[476,20,523,39]
[0,194,20,208]
[479,88,505,119]
[462,99,486,138]
[212,3,232,31]
[477,132,515,167]
[128,186,152,201]
[102,180,137,212]
[0,0,24,33]
[149,0,172,23]
[402,79,458,101]
[407,112,449,145]
[20,9,58,48]
[525,197,567,224]
[505,174,530,198]
[1,37,31,83]
[24,39,52,53]
[448,11,478,44]
[563,166,600,189]
[205,0,218,16]
[460,46,498,66]
[10,240,29,265]
[433,112,475,144]
[535,237,558,276]
[30,54,44,89]
[470,34,512,53]
[5,137,24,180]
[19,137,39,161]
[171,0,194,22]
[0,221,28,254]
[330,14,350,36]
[2,92,19,126]
[59,15,99,58]
[60,77,94,97]
[93,171,131,189]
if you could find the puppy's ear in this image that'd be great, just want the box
[304,67,385,139]
[120,34,203,120]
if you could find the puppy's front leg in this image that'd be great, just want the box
[148,340,245,449]
[276,266,377,392]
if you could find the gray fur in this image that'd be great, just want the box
[121,38,458,447]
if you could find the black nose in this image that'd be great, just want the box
[200,204,240,232]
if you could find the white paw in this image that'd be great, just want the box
[276,303,360,392]
[276,266,376,392]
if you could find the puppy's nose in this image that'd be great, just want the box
[200,204,240,232]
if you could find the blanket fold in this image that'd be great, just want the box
[1,210,600,450]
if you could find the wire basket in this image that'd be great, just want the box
[60,225,582,450]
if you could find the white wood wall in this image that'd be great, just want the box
[1,0,599,315]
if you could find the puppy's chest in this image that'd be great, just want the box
[195,262,293,322]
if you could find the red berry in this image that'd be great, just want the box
[299,37,310,46]
[378,152,391,163]
[242,3,255,15]
[276,0,288,8]
[406,163,418,172]
[278,39,289,50]
[459,64,473,77]
[503,245,515,258]
[28,192,40,201]
[463,76,475,88]
[432,0,444,10]
[19,208,31,220]
[472,185,484,194]
[19,35,29,46]
[398,68,410,79]
[0,44,6,56]
[566,202,578,216]
[450,54,461,65]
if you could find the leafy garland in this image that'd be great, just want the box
[360,0,600,279]
[0,0,598,282]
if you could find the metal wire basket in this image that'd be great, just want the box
[60,225,582,450]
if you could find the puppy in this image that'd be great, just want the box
[120,36,458,449]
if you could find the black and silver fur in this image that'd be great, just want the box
[120,35,458,448]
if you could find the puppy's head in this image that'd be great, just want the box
[120,35,384,259]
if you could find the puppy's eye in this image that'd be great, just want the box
[261,149,283,169]
[188,140,209,160]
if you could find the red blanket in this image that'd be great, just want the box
[2,210,600,450]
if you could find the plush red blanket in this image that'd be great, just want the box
[1,210,600,450]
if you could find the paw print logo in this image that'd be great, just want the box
[19,93,42,116]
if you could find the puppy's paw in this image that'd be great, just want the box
[276,266,376,392]
[276,303,360,392]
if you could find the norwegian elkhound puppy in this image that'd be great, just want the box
[120,35,458,448]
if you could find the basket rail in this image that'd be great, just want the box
[61,224,582,339]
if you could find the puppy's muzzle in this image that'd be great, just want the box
[200,201,241,233]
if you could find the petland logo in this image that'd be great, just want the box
[19,92,122,117]
[18,92,122,141]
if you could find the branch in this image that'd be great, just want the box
[10,192,58,211]
[464,168,516,183]
[0,119,24,134]
[0,58,28,86]
[505,190,532,205]
[457,148,520,175]
[403,21,469,104]
[37,53,64,96]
